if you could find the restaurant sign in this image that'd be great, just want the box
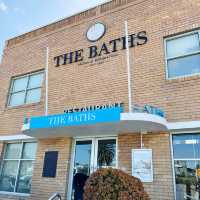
[54,30,148,67]
[64,102,123,113]
[30,107,121,129]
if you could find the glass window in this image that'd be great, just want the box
[28,73,43,89]
[9,92,26,107]
[72,141,92,200]
[12,77,28,92]
[16,161,33,193]
[26,88,41,104]
[168,54,200,78]
[0,161,18,192]
[166,31,200,78]
[173,134,200,159]
[4,143,22,159]
[0,142,37,194]
[74,141,92,176]
[8,71,44,107]
[22,143,37,159]
[167,34,200,58]
[173,134,200,200]
[97,139,116,168]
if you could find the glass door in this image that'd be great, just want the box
[71,137,117,200]
[72,140,93,200]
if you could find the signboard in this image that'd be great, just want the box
[30,107,121,129]
[54,31,148,67]
[64,102,123,113]
[132,149,153,182]
[132,104,165,117]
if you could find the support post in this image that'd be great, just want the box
[45,47,49,116]
[125,21,133,113]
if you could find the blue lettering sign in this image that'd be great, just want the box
[132,104,165,117]
[30,107,121,129]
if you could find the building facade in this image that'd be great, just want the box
[0,0,200,199]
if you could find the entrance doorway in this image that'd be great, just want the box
[70,137,117,200]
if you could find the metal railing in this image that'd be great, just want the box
[184,194,197,200]
[48,193,62,200]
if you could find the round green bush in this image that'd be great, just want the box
[84,168,150,200]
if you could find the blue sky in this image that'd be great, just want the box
[0,0,110,60]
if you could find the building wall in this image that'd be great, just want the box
[0,0,200,137]
[0,138,72,200]
[118,133,174,200]
[0,0,200,199]
[0,134,174,200]
[30,138,72,200]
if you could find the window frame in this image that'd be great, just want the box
[7,70,44,108]
[164,30,200,79]
[0,141,37,195]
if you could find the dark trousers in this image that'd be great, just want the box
[74,187,84,200]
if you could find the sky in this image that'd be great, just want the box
[0,0,110,60]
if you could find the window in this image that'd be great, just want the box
[165,31,200,78]
[172,134,200,200]
[8,71,44,107]
[0,142,37,194]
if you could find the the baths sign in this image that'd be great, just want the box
[54,22,148,67]
[30,107,121,129]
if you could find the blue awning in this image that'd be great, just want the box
[22,108,168,138]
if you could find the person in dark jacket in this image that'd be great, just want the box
[73,169,89,200]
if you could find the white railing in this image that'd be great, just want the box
[48,193,62,200]
[184,194,197,200]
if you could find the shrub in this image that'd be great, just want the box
[84,168,150,200]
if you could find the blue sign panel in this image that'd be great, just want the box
[30,107,121,129]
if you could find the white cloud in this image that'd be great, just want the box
[0,2,8,12]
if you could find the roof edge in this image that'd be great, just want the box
[6,0,134,48]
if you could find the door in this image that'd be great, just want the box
[70,137,117,200]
